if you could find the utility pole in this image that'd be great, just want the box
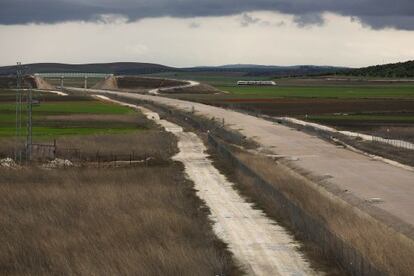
[60,75,64,90]
[84,75,88,89]
[15,62,33,163]
[26,84,33,162]
[15,62,23,162]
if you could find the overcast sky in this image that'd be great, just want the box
[0,0,413,67]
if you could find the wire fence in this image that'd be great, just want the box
[208,134,386,276]
[55,149,154,167]
[371,135,414,150]
[2,142,157,167]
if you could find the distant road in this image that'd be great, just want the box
[148,80,200,95]
[76,88,414,232]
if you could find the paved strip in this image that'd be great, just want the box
[83,89,414,228]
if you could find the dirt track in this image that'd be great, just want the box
[149,80,200,95]
[81,88,414,233]
[95,95,318,276]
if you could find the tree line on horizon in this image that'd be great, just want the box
[339,60,414,78]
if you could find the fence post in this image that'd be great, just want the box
[53,139,57,159]
[96,151,100,168]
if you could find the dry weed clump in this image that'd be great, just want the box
[0,165,238,275]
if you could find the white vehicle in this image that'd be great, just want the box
[237,80,276,86]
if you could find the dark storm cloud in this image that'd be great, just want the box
[293,13,324,28]
[1,0,414,30]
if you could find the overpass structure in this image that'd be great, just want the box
[34,73,114,89]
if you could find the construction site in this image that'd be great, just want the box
[0,62,413,276]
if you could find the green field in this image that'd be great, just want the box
[0,101,133,115]
[145,72,271,86]
[0,90,141,138]
[146,72,414,99]
[0,126,137,137]
[217,86,414,99]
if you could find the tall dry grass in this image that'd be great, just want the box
[0,130,177,161]
[0,165,238,275]
[56,130,177,159]
[221,148,414,275]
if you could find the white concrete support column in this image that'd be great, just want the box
[60,76,64,90]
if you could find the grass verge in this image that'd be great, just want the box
[210,141,414,275]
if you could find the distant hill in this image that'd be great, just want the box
[1,62,384,78]
[0,62,175,75]
[2,61,413,78]
[185,64,346,77]
[0,62,348,78]
[340,60,414,78]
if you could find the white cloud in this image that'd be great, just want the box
[189,22,201,28]
[0,12,412,67]
[124,43,149,56]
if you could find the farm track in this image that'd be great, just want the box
[149,80,200,95]
[94,95,318,276]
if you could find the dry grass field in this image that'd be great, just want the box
[0,165,238,275]
[0,88,239,275]
[56,131,176,159]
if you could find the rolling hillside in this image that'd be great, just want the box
[0,62,346,77]
[2,61,413,78]
[185,64,346,77]
[0,62,175,75]
[341,60,414,78]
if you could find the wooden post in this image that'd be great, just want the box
[96,151,100,168]
[53,139,57,159]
